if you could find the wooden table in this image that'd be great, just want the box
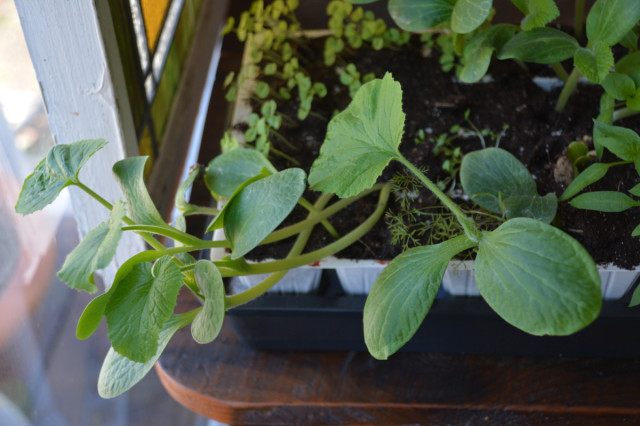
[156,293,640,425]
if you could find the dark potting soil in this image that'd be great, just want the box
[241,36,640,269]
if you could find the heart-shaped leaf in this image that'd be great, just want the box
[364,235,476,360]
[57,199,126,292]
[309,73,404,198]
[191,261,225,344]
[476,218,601,336]
[225,168,306,259]
[498,27,579,64]
[15,139,107,214]
[105,256,184,362]
[387,0,455,31]
[574,42,614,83]
[205,148,277,199]
[451,0,492,34]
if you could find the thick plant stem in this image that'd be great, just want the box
[121,225,229,248]
[551,62,569,83]
[396,156,482,243]
[613,107,640,122]
[556,68,582,112]
[298,196,339,238]
[219,183,392,277]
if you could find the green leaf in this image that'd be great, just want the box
[15,139,107,214]
[225,168,306,259]
[205,149,276,199]
[503,193,557,223]
[559,162,613,201]
[460,147,537,214]
[616,52,640,87]
[387,0,455,32]
[309,73,404,198]
[459,24,517,83]
[451,0,492,34]
[112,157,165,227]
[593,121,640,161]
[510,0,560,30]
[191,261,225,344]
[364,235,477,360]
[630,284,640,306]
[601,72,637,100]
[629,183,640,197]
[105,256,184,362]
[98,311,196,399]
[573,42,614,83]
[476,218,601,335]
[569,191,640,212]
[497,27,579,64]
[586,0,640,46]
[175,167,199,213]
[58,200,126,292]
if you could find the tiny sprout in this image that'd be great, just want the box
[264,62,278,76]
[255,81,270,99]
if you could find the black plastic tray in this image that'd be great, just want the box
[226,270,640,357]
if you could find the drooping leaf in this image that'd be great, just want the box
[225,168,306,259]
[476,218,601,335]
[105,256,184,362]
[191,261,225,344]
[601,72,637,101]
[364,235,476,360]
[503,193,557,223]
[451,0,492,34]
[559,162,614,201]
[175,167,199,214]
[204,148,276,199]
[459,24,517,83]
[574,42,614,83]
[387,0,455,31]
[460,147,537,214]
[58,200,126,293]
[593,121,640,161]
[569,191,640,212]
[309,73,404,198]
[112,157,166,227]
[98,310,196,399]
[15,139,107,214]
[497,27,579,64]
[586,0,640,46]
[510,0,560,30]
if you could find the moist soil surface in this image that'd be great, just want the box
[242,36,640,269]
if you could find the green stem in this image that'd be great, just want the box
[219,183,391,277]
[613,107,640,122]
[574,0,585,40]
[551,62,569,83]
[183,205,219,216]
[270,128,298,150]
[268,145,301,165]
[121,225,229,248]
[75,181,166,251]
[555,67,582,112]
[298,197,340,239]
[396,156,482,243]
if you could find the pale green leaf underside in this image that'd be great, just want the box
[191,261,225,344]
[451,0,492,34]
[105,256,184,362]
[15,139,107,214]
[364,235,476,360]
[58,199,126,292]
[225,168,306,259]
[387,0,455,31]
[112,156,166,227]
[476,218,601,336]
[205,148,277,199]
[586,0,640,46]
[460,147,536,213]
[309,73,404,198]
[98,311,195,398]
[498,27,579,64]
[569,191,640,212]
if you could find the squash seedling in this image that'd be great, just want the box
[14,140,391,397]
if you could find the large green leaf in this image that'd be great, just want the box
[309,73,404,198]
[451,0,492,34]
[364,235,476,360]
[586,0,640,46]
[387,0,455,31]
[191,261,225,344]
[15,139,107,214]
[98,310,196,399]
[593,121,640,161]
[459,24,517,83]
[497,27,579,64]
[105,256,184,362]
[57,200,126,292]
[574,42,614,83]
[460,147,537,213]
[225,168,306,259]
[476,218,601,335]
[205,148,277,199]
[569,191,640,212]
[510,0,559,30]
[112,157,165,227]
